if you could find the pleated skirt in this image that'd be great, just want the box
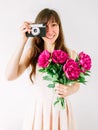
[22,85,77,130]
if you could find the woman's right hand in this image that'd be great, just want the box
[20,21,32,43]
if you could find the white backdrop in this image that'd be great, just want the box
[0,0,97,130]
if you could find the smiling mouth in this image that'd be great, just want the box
[46,35,54,39]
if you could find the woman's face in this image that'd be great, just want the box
[42,19,59,44]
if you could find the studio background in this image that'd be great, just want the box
[0,0,97,130]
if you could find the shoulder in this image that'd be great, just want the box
[68,48,77,60]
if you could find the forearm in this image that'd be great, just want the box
[5,40,26,80]
[5,22,33,80]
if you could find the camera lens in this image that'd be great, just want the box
[34,29,37,33]
[31,27,40,36]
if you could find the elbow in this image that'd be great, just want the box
[5,75,15,81]
[5,76,15,81]
[5,72,18,81]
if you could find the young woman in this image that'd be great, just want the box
[6,8,80,130]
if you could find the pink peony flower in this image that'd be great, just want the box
[38,50,51,68]
[78,52,91,71]
[63,59,81,80]
[52,50,69,64]
[38,49,92,109]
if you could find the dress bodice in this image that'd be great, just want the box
[31,64,55,101]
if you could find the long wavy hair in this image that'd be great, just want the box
[29,8,69,83]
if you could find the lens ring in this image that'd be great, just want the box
[31,27,40,36]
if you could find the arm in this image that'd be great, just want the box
[5,22,32,80]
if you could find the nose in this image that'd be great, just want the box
[46,25,53,34]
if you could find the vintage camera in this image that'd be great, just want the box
[26,23,46,37]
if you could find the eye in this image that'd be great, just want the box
[52,23,58,27]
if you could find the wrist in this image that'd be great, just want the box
[71,82,80,93]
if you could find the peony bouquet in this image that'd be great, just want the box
[38,50,92,109]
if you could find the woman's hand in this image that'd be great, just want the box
[55,83,80,98]
[20,21,32,43]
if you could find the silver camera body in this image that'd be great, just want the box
[26,23,46,37]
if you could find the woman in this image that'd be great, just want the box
[6,8,80,130]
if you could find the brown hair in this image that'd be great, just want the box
[29,8,69,82]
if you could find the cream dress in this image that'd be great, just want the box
[22,50,78,130]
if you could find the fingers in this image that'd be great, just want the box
[19,21,33,43]
[20,21,32,34]
[55,83,69,98]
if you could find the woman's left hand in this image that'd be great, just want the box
[55,83,80,98]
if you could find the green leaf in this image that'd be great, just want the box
[80,72,85,77]
[84,72,90,76]
[59,78,64,84]
[43,75,52,81]
[60,98,65,109]
[54,99,59,105]
[75,56,79,62]
[39,68,46,72]
[48,84,55,88]
[54,97,65,109]
[53,74,59,79]
[78,75,87,84]
[47,71,54,76]
[53,79,59,82]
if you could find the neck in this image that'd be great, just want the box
[44,43,55,53]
